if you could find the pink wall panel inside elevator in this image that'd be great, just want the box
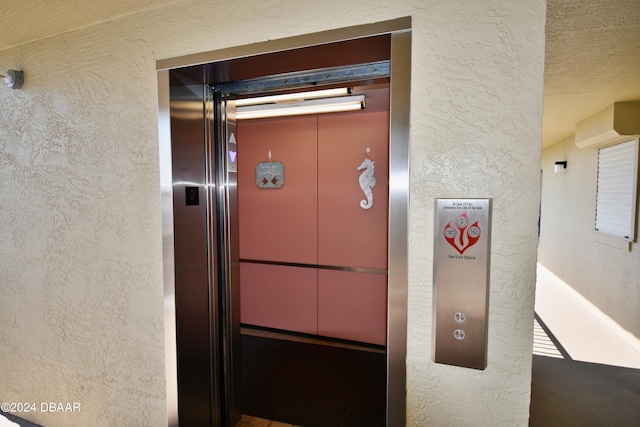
[240,262,318,334]
[237,92,390,344]
[237,116,318,264]
[317,106,389,270]
[318,269,387,345]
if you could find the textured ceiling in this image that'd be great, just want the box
[0,0,638,148]
[543,0,640,147]
[0,0,182,50]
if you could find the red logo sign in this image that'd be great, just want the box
[444,212,481,255]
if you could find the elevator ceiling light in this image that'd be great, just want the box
[234,88,350,106]
[235,94,365,120]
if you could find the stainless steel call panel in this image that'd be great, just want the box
[432,198,492,369]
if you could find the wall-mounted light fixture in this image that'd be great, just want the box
[234,87,365,120]
[554,161,567,173]
[1,70,24,89]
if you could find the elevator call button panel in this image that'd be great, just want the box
[432,198,492,370]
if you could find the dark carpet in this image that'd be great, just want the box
[530,355,640,427]
[240,334,386,427]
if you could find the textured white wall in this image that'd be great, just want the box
[539,138,640,339]
[0,15,167,427]
[0,1,545,426]
[407,3,544,425]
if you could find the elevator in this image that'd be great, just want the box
[158,18,411,427]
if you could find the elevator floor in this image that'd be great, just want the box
[236,413,300,427]
[238,327,386,427]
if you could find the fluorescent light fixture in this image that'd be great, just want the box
[235,94,365,120]
[233,87,364,120]
[234,88,350,107]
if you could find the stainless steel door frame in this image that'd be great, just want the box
[160,78,222,426]
[158,17,411,427]
[387,29,411,426]
[158,69,179,427]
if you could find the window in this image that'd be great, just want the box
[594,138,639,240]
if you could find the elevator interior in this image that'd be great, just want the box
[237,86,390,347]
[158,18,411,427]
[236,93,389,426]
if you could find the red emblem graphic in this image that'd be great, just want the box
[444,211,481,254]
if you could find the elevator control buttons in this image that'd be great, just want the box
[433,198,492,370]
[228,133,238,173]
[228,150,237,163]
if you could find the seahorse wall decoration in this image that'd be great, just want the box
[357,154,376,210]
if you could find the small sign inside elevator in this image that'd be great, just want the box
[256,161,284,188]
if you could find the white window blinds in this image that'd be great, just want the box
[595,138,639,240]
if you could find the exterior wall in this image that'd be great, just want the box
[0,1,545,426]
[539,137,640,339]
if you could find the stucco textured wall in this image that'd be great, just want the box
[0,13,166,427]
[0,1,545,426]
[539,137,640,339]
